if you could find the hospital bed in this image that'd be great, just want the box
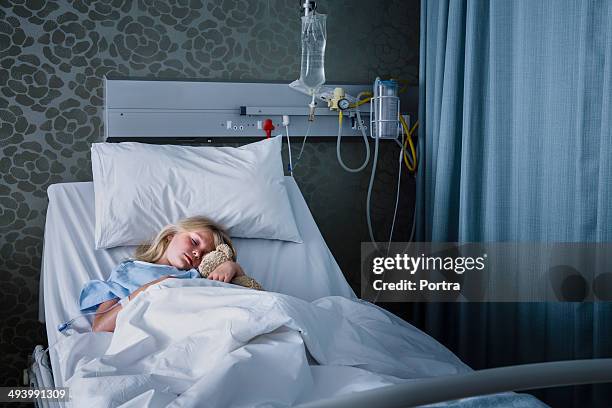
[30,175,612,407]
[35,176,356,383]
[30,79,611,406]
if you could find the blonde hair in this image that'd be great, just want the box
[134,216,236,264]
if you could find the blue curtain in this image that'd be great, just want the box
[416,1,612,406]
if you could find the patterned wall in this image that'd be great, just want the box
[0,0,419,385]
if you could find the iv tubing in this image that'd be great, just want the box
[292,121,312,170]
[35,299,125,371]
[388,133,404,250]
[336,109,370,173]
[372,131,404,303]
[285,125,293,176]
[366,124,380,250]
[365,95,409,255]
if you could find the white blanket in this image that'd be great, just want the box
[56,279,473,407]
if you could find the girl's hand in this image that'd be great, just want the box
[208,261,245,283]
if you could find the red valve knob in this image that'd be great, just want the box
[262,118,275,139]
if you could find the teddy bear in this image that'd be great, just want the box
[198,244,264,291]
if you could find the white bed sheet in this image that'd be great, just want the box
[41,177,356,384]
[58,279,474,407]
[38,177,547,408]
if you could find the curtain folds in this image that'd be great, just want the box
[416,1,612,406]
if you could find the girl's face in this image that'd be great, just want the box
[158,229,216,270]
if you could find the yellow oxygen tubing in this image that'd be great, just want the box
[400,116,418,173]
[393,78,418,172]
[350,91,372,108]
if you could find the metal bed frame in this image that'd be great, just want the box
[27,349,611,407]
[295,359,612,407]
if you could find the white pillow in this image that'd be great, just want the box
[91,137,303,249]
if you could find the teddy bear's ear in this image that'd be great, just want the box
[216,244,233,260]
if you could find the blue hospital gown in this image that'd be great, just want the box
[79,260,200,312]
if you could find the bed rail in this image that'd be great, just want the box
[295,359,612,408]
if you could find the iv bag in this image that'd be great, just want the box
[299,13,327,94]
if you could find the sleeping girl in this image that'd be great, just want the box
[79,216,258,332]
